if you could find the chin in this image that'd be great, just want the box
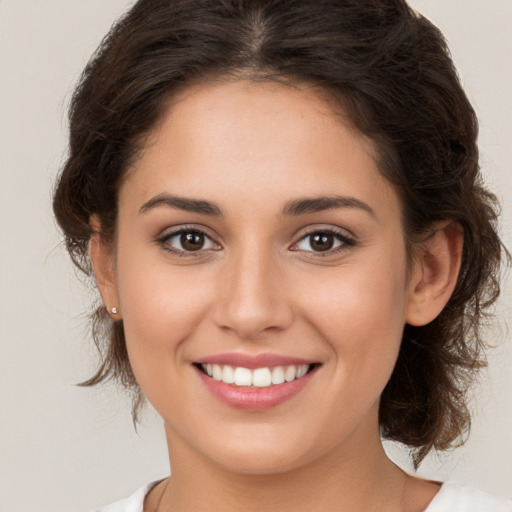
[211,447,310,476]
[195,426,326,476]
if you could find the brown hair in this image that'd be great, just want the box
[53,0,506,466]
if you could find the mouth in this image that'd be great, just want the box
[195,362,318,388]
[193,357,321,410]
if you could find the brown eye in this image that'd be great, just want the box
[309,233,335,252]
[158,228,220,255]
[292,229,354,254]
[181,232,205,251]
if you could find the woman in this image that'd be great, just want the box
[53,0,510,510]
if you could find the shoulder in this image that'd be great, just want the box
[425,481,512,512]
[91,481,160,512]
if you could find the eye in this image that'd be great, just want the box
[292,229,355,254]
[157,228,220,255]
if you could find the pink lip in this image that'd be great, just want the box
[193,361,319,411]
[194,352,315,369]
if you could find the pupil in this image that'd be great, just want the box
[311,233,333,251]
[181,232,204,251]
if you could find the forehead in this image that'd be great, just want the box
[123,80,400,222]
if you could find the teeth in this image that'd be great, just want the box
[252,368,272,387]
[271,366,285,385]
[200,363,310,387]
[212,364,222,381]
[284,366,296,382]
[221,365,235,384]
[234,367,252,386]
[296,365,308,378]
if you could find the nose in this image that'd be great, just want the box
[212,246,294,340]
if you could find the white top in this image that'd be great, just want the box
[94,480,512,512]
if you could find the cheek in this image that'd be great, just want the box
[298,255,409,382]
[114,248,215,375]
[304,266,407,335]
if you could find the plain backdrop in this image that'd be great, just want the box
[0,1,511,511]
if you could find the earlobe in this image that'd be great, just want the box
[405,222,463,327]
[89,215,120,319]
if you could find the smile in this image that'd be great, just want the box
[194,356,320,411]
[200,363,311,388]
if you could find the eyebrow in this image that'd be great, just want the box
[139,194,223,216]
[139,193,375,218]
[281,195,376,218]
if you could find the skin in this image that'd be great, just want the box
[91,80,462,511]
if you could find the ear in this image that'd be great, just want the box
[89,215,120,319]
[405,221,463,326]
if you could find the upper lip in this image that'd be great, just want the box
[194,352,318,369]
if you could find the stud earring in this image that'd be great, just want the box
[110,307,118,314]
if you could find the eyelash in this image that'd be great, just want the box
[156,227,356,258]
[156,226,220,257]
[291,228,356,257]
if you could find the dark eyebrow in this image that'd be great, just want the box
[139,194,223,216]
[282,195,375,218]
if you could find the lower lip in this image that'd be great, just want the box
[195,366,317,411]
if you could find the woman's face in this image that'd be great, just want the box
[105,81,421,474]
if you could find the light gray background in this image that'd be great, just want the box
[0,1,511,511]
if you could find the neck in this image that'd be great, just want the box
[155,423,413,512]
